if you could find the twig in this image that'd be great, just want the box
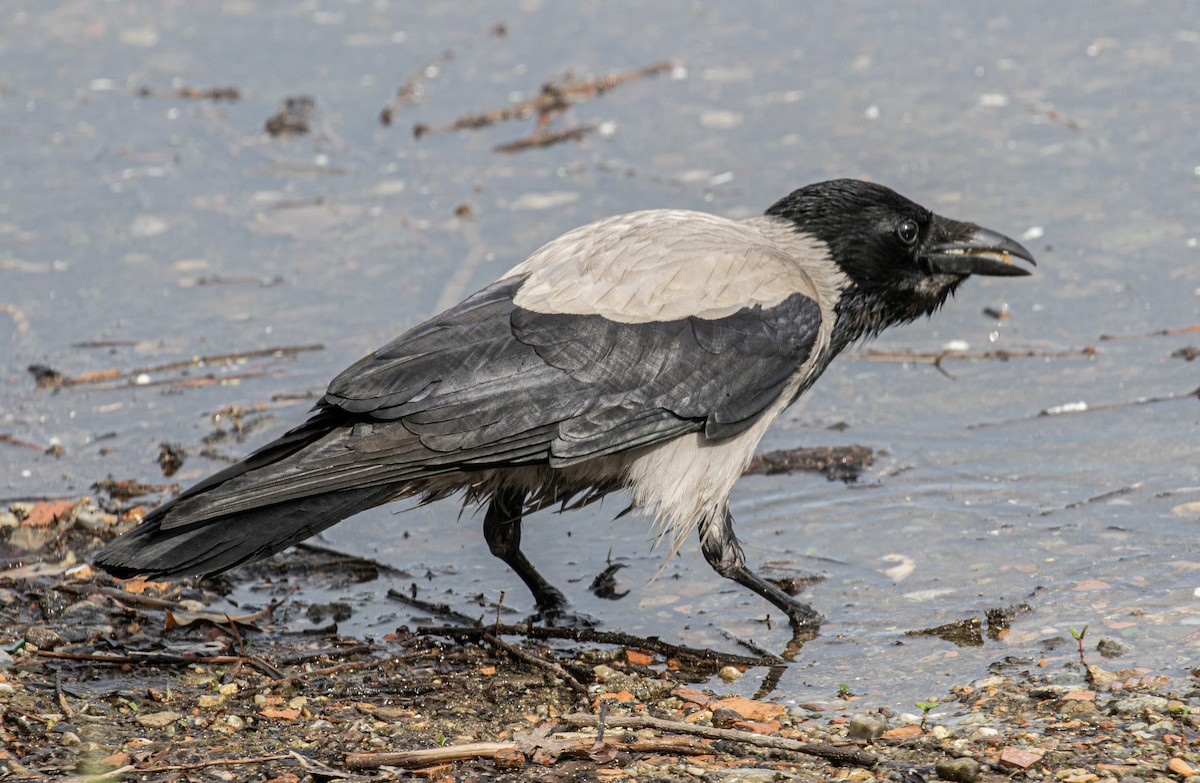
[34,649,285,679]
[277,643,374,666]
[345,734,712,770]
[236,652,423,699]
[55,671,76,718]
[84,585,188,611]
[347,741,519,770]
[413,61,672,138]
[135,86,241,101]
[494,124,596,153]
[0,493,80,505]
[386,587,481,625]
[418,622,777,668]
[1099,324,1200,341]
[853,346,1096,368]
[481,630,589,696]
[129,755,292,774]
[559,713,877,768]
[47,343,324,388]
[971,386,1199,429]
[0,433,43,451]
[1040,482,1144,516]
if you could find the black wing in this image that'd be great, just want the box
[325,276,823,466]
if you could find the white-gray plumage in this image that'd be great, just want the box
[94,179,1035,639]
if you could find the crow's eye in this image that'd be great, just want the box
[896,219,920,246]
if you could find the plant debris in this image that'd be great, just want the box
[265,96,317,138]
[744,445,874,482]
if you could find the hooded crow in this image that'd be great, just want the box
[94,179,1034,639]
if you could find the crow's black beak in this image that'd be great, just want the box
[925,226,1037,277]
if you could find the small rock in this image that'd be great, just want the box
[935,756,981,783]
[998,747,1043,770]
[197,694,224,708]
[1110,694,1170,715]
[24,626,63,650]
[591,664,618,682]
[73,508,117,532]
[1167,757,1196,777]
[59,731,82,747]
[718,665,743,682]
[1097,637,1131,658]
[0,511,19,528]
[0,650,14,670]
[711,708,743,729]
[847,714,887,739]
[136,710,183,729]
[7,526,55,552]
[706,770,788,783]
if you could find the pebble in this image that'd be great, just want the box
[1096,637,1131,658]
[1167,757,1196,777]
[0,511,18,528]
[1109,695,1170,715]
[73,508,117,532]
[0,650,14,670]
[718,665,743,682]
[847,714,887,739]
[136,711,184,728]
[934,757,981,783]
[703,769,799,782]
[24,626,63,650]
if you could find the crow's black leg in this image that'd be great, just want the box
[483,489,567,615]
[700,509,821,642]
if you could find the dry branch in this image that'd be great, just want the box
[559,712,877,767]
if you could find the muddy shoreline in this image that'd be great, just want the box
[2,499,1197,782]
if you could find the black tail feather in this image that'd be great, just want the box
[93,484,395,579]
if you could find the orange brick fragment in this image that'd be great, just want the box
[23,500,76,528]
[1168,758,1196,777]
[998,747,1043,769]
[1061,690,1096,701]
[671,687,712,708]
[625,648,654,666]
[710,696,785,722]
[880,724,922,740]
[260,707,301,720]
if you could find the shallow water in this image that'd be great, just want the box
[2,1,1197,711]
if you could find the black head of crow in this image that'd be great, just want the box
[94,178,1034,643]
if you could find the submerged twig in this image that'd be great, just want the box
[494,124,597,154]
[1040,482,1144,516]
[32,343,323,390]
[413,61,672,138]
[1099,323,1200,341]
[971,386,1199,429]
